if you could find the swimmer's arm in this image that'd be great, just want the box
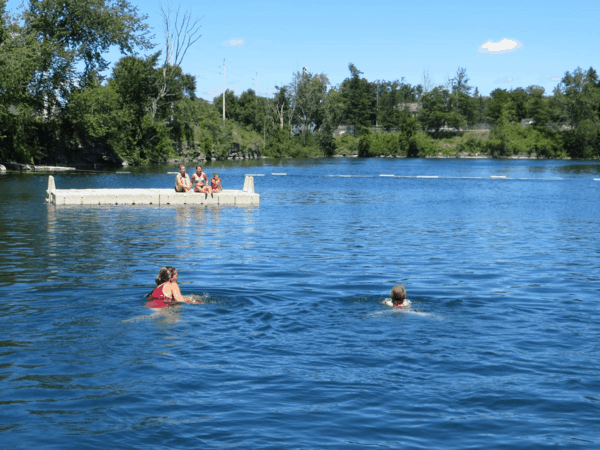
[171,283,194,303]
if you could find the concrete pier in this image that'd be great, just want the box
[46,175,259,206]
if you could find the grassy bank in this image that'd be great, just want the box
[332,125,579,159]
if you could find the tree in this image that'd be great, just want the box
[270,85,290,131]
[450,67,476,125]
[106,53,177,162]
[0,5,45,162]
[289,70,329,144]
[558,67,600,158]
[377,80,402,131]
[340,63,373,132]
[24,0,153,115]
[375,79,420,131]
[419,87,464,133]
[150,1,202,120]
[559,67,600,128]
[472,88,487,124]
[316,87,345,156]
[526,86,550,128]
[487,89,516,124]
[509,87,529,122]
[213,89,238,122]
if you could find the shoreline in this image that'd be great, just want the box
[1,154,591,173]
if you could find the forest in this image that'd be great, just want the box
[2,0,600,168]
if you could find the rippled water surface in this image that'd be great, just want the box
[1,158,600,448]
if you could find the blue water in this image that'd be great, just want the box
[1,158,600,448]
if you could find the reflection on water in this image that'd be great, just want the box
[1,158,600,448]
[552,163,600,175]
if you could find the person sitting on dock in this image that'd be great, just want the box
[382,284,411,309]
[192,165,212,193]
[175,165,192,192]
[211,173,223,193]
[146,266,199,308]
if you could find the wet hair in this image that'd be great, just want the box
[196,165,203,170]
[390,285,406,304]
[156,266,177,285]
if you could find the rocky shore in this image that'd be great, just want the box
[334,151,573,160]
[2,141,262,173]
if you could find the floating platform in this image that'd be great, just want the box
[46,175,260,206]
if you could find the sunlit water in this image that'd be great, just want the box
[1,158,600,448]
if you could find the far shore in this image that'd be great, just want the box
[2,154,590,173]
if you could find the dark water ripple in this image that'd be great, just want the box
[1,158,600,448]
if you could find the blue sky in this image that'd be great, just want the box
[7,0,600,100]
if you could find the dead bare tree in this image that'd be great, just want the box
[150,1,202,120]
[422,69,434,94]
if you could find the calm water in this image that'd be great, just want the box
[1,158,600,448]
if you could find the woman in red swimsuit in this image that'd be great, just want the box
[146,266,199,308]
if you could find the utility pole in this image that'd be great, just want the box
[222,59,226,124]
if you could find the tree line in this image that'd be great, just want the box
[2,0,600,166]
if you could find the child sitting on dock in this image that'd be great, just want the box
[175,165,191,192]
[146,266,200,308]
[382,284,411,309]
[211,173,223,193]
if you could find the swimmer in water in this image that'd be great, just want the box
[382,284,411,309]
[146,266,201,308]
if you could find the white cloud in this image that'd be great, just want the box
[494,76,515,84]
[547,75,562,82]
[223,38,245,47]
[478,38,523,54]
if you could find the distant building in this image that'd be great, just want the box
[398,103,421,117]
[334,125,355,136]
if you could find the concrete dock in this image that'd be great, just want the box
[46,175,260,206]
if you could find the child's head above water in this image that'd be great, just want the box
[390,285,406,305]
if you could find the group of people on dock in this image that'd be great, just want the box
[175,165,222,194]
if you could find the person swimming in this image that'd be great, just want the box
[382,284,411,309]
[146,266,200,308]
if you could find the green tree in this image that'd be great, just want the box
[340,63,373,132]
[560,67,600,127]
[290,70,329,144]
[558,67,600,158]
[450,67,476,125]
[472,88,487,124]
[526,86,550,128]
[509,87,529,122]
[0,5,45,162]
[377,80,404,131]
[213,89,239,122]
[106,54,173,162]
[65,80,120,142]
[487,89,517,124]
[316,88,345,156]
[24,0,152,115]
[419,87,464,134]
